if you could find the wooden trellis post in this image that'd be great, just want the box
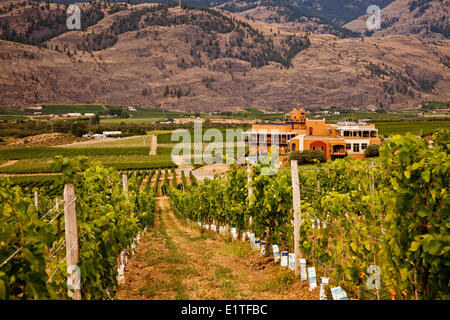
[247,164,253,226]
[122,174,128,192]
[291,160,302,278]
[64,183,81,300]
[370,159,375,197]
[34,191,38,211]
[316,167,320,192]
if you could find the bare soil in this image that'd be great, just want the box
[193,163,232,175]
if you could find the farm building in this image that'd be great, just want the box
[245,108,381,164]
[102,131,122,136]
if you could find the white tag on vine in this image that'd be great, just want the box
[320,277,329,300]
[300,258,307,280]
[331,286,348,300]
[308,267,317,291]
[288,253,296,270]
[280,251,288,267]
[272,245,280,262]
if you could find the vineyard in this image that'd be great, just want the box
[0,157,163,299]
[0,129,448,300]
[168,130,449,300]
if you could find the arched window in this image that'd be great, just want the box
[292,143,296,151]
[309,127,313,135]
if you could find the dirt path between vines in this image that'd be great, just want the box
[116,196,318,300]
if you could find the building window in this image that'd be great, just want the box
[312,146,316,151]
[361,143,368,150]
[353,143,360,152]
[363,131,369,138]
[309,128,313,135]
[320,146,324,151]
[346,143,351,150]
[343,131,349,137]
[352,131,357,137]
[371,131,377,138]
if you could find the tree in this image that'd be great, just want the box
[91,113,100,125]
[364,144,380,157]
[70,121,87,137]
[288,149,326,164]
[312,149,327,163]
[163,85,169,97]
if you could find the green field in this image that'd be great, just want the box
[65,135,153,148]
[0,154,175,174]
[0,146,151,160]
[0,107,30,115]
[205,108,284,120]
[0,134,177,173]
[0,115,29,120]
[131,107,185,118]
[375,120,450,136]
[100,117,165,124]
[0,118,448,174]
[27,104,105,115]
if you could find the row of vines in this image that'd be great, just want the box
[168,130,449,300]
[0,156,157,299]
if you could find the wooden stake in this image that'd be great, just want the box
[34,191,38,212]
[370,159,375,197]
[414,269,419,300]
[64,184,81,300]
[291,160,302,278]
[122,174,128,192]
[247,164,253,226]
[316,167,320,192]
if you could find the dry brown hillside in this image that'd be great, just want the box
[344,0,449,39]
[0,1,449,112]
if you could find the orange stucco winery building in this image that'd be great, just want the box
[245,108,381,164]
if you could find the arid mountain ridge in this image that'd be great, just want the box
[0,0,448,112]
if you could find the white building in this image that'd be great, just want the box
[102,131,122,136]
[85,113,95,117]
[66,113,81,117]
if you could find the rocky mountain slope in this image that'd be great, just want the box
[0,1,449,112]
[345,0,449,39]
